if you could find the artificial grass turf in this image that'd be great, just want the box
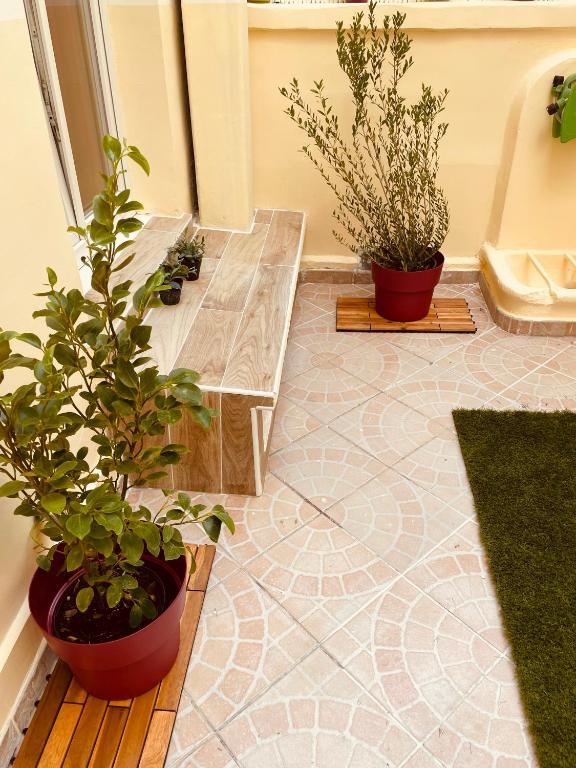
[452,409,576,768]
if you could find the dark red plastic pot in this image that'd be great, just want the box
[28,552,187,700]
[371,253,444,322]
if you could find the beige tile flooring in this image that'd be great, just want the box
[150,281,575,767]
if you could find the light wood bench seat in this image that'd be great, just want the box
[146,209,305,496]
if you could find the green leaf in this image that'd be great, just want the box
[129,604,143,628]
[18,333,42,349]
[117,201,144,214]
[130,325,151,348]
[53,344,76,367]
[127,149,150,176]
[119,531,144,563]
[116,360,139,390]
[66,543,84,571]
[93,194,112,226]
[65,514,92,540]
[0,480,28,497]
[41,493,66,515]
[121,574,138,590]
[140,598,157,621]
[202,516,222,543]
[103,134,122,162]
[36,554,52,571]
[106,581,123,609]
[46,267,57,287]
[76,586,94,613]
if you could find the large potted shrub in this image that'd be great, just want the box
[0,136,233,700]
[280,3,450,321]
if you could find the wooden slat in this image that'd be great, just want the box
[336,296,476,333]
[144,215,192,233]
[112,687,158,768]
[170,391,222,493]
[202,224,268,312]
[194,228,231,259]
[62,697,108,768]
[174,308,240,388]
[260,211,304,267]
[147,258,220,375]
[156,591,204,711]
[37,703,83,768]
[221,393,274,495]
[187,545,216,592]
[87,707,129,768]
[64,678,88,705]
[254,209,274,224]
[14,661,72,767]
[13,546,215,768]
[138,711,176,768]
[222,265,294,393]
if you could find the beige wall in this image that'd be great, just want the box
[104,0,195,216]
[246,4,576,268]
[0,1,80,735]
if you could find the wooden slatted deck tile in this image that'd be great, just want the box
[13,545,215,768]
[336,296,477,333]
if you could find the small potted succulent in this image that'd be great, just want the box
[0,136,233,701]
[166,235,205,282]
[280,3,450,321]
[159,254,188,306]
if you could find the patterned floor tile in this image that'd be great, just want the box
[338,335,430,391]
[500,363,576,411]
[219,648,418,768]
[425,656,537,767]
[406,521,507,652]
[393,432,470,504]
[534,343,576,381]
[218,475,319,566]
[296,283,371,314]
[326,469,467,573]
[282,364,379,424]
[184,570,315,728]
[168,691,213,765]
[386,364,516,434]
[330,393,447,464]
[247,515,397,641]
[324,578,500,740]
[169,735,239,768]
[290,295,328,327]
[269,427,385,510]
[269,396,321,452]
[437,331,570,394]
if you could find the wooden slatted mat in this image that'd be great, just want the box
[13,545,215,768]
[336,296,477,333]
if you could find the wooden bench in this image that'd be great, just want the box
[144,208,305,496]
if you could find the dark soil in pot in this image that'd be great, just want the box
[183,256,202,281]
[52,561,173,644]
[159,285,182,305]
[371,253,444,322]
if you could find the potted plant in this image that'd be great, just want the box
[280,3,450,321]
[0,136,233,701]
[166,235,205,282]
[158,254,188,306]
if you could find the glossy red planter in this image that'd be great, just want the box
[371,253,444,322]
[28,552,187,700]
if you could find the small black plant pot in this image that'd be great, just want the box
[183,256,202,282]
[159,284,182,306]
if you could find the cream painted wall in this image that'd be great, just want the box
[248,5,576,267]
[104,0,194,215]
[181,0,253,231]
[0,2,80,736]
